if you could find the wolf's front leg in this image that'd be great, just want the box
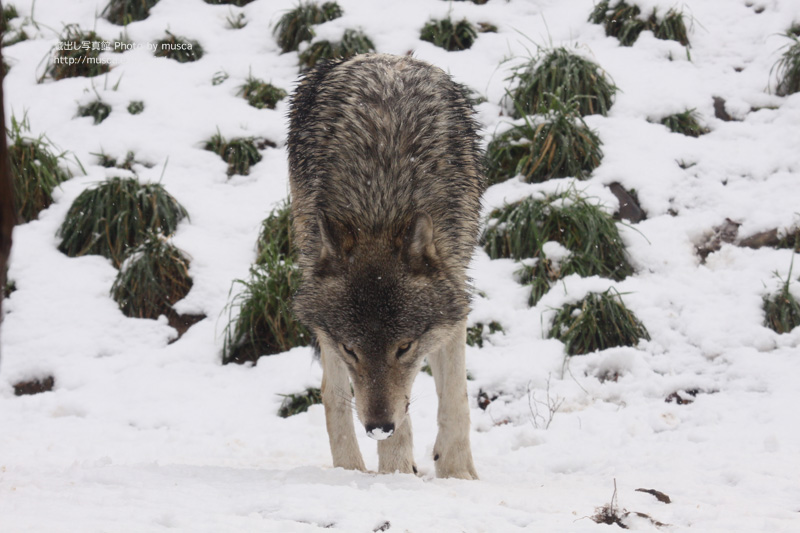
[320,343,366,471]
[427,321,478,480]
[377,414,417,475]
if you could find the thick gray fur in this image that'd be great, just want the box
[288,53,484,479]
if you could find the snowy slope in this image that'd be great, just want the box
[2,0,800,531]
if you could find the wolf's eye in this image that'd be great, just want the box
[341,344,358,361]
[396,342,412,358]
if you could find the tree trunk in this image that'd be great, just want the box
[0,39,16,362]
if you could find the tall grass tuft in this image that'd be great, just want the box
[103,0,160,25]
[154,31,203,63]
[42,25,111,81]
[772,35,800,96]
[482,190,633,280]
[589,1,690,47]
[298,29,375,70]
[204,132,263,177]
[485,94,603,185]
[278,387,322,417]
[256,200,293,264]
[508,47,617,118]
[548,288,650,355]
[763,272,800,334]
[273,1,343,53]
[420,17,477,51]
[110,234,193,319]
[659,109,708,137]
[7,115,71,223]
[222,247,310,364]
[57,177,188,267]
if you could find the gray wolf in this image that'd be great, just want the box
[287,54,484,479]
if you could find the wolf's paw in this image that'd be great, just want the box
[433,448,478,480]
[378,455,417,475]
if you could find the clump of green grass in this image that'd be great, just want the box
[42,25,111,81]
[763,271,800,334]
[226,11,247,30]
[154,31,203,63]
[1,4,18,32]
[482,190,633,279]
[127,100,145,114]
[205,0,255,5]
[466,321,504,348]
[94,150,141,171]
[589,1,690,47]
[776,228,800,252]
[256,200,293,264]
[485,94,603,185]
[516,257,561,306]
[1,4,29,46]
[212,71,229,86]
[298,29,375,70]
[77,99,111,125]
[2,26,28,47]
[204,132,263,177]
[772,35,800,96]
[3,277,16,299]
[548,288,650,355]
[110,234,193,319]
[658,109,708,137]
[508,47,617,118]
[278,387,322,417]
[273,1,343,53]
[57,177,188,267]
[7,114,71,223]
[238,76,287,109]
[420,17,477,51]
[222,248,310,364]
[102,0,160,25]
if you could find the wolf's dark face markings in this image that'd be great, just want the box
[294,212,466,436]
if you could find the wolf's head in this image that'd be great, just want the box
[293,211,468,439]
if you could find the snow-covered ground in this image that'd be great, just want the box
[2,0,800,530]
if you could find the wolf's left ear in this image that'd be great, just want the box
[405,212,438,268]
[318,215,356,261]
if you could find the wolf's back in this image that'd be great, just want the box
[288,54,484,272]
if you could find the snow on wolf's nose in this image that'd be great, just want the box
[365,423,394,440]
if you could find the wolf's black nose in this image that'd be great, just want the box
[365,423,394,440]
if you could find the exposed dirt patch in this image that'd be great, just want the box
[609,182,646,224]
[167,312,206,344]
[13,376,54,396]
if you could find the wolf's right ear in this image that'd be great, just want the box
[318,215,355,261]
